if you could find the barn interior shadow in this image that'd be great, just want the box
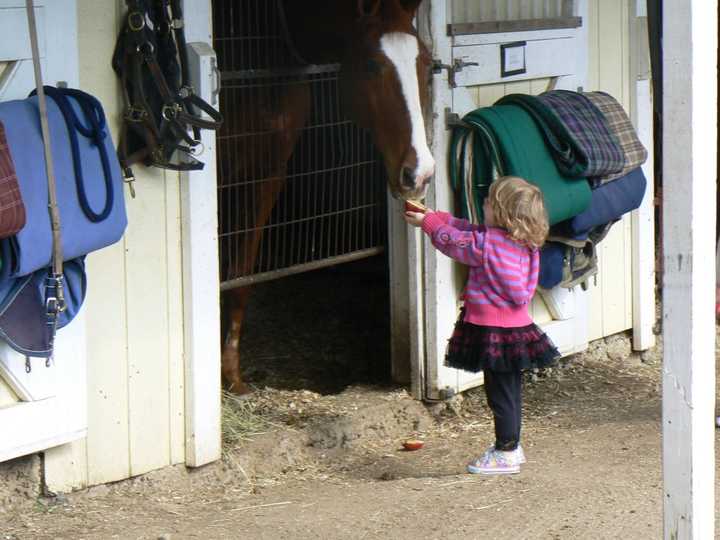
[238,254,392,395]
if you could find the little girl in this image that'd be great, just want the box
[405,176,559,475]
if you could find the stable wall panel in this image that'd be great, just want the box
[165,167,186,466]
[80,0,130,487]
[47,0,130,488]
[474,81,505,106]
[0,383,17,408]
[125,166,174,476]
[47,0,187,489]
[586,0,633,340]
[453,38,576,86]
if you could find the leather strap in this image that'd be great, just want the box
[25,0,65,351]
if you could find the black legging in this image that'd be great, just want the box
[483,368,523,451]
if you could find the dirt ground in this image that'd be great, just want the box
[0,259,718,539]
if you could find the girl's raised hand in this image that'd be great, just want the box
[404,211,427,228]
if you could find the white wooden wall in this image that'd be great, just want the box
[0,381,17,406]
[585,0,634,340]
[42,0,186,490]
[451,0,636,340]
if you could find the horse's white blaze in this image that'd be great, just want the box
[380,32,435,185]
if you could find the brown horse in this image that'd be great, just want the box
[220,0,434,394]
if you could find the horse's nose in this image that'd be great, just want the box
[417,165,435,187]
[402,167,416,189]
[401,163,435,191]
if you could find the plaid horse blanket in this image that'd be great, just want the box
[0,123,25,239]
[496,91,625,178]
[584,91,648,185]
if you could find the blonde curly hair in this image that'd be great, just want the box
[486,176,549,249]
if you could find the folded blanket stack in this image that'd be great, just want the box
[450,89,648,290]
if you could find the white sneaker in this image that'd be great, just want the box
[485,444,526,465]
[467,449,520,475]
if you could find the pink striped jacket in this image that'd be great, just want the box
[421,211,540,328]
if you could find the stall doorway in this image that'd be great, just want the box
[213,0,392,393]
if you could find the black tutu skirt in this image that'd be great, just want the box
[444,310,559,373]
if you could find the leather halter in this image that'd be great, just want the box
[113,0,223,194]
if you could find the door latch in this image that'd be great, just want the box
[432,58,479,87]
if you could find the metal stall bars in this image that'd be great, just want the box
[213,0,388,291]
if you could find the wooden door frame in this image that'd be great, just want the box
[660,1,716,535]
[181,1,222,467]
[629,0,656,352]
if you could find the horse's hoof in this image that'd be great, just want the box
[226,379,252,396]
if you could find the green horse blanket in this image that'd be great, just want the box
[450,105,591,226]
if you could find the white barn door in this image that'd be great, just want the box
[417,0,590,400]
[0,0,85,463]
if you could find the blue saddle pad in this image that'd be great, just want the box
[0,257,86,357]
[0,87,127,278]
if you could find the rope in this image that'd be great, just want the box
[31,87,115,223]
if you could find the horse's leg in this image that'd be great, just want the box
[222,169,288,393]
[222,288,253,394]
[222,84,311,394]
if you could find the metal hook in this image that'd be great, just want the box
[190,140,205,157]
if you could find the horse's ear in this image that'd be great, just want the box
[399,0,423,15]
[357,0,382,17]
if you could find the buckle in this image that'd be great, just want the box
[128,11,146,32]
[125,107,148,122]
[45,274,66,316]
[162,103,182,120]
[123,167,137,199]
[136,41,155,56]
[151,146,169,165]
[190,140,205,156]
[179,85,194,99]
[46,296,59,316]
